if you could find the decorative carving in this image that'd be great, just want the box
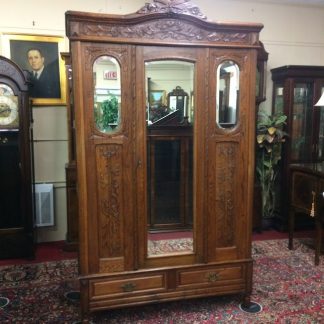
[97,145,123,258]
[84,47,106,70]
[207,32,248,43]
[215,143,237,246]
[84,46,127,70]
[137,0,206,20]
[81,20,249,44]
[99,258,124,273]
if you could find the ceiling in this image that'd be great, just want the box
[236,0,324,6]
[274,0,324,5]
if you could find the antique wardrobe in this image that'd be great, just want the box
[66,0,263,317]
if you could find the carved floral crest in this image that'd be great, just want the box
[137,0,207,19]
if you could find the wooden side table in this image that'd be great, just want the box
[289,163,324,265]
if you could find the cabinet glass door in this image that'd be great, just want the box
[291,83,313,162]
[318,86,324,161]
[273,84,284,114]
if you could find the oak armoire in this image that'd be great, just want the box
[65,0,263,319]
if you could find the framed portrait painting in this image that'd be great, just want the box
[2,34,66,106]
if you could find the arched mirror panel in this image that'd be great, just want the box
[216,61,240,129]
[145,60,195,257]
[93,55,121,134]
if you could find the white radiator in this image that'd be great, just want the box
[35,184,54,227]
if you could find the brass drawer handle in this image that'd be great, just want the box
[206,272,219,282]
[121,282,136,292]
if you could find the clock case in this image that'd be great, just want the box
[0,55,35,259]
[0,87,19,128]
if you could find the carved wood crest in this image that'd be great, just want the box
[137,0,206,19]
[80,21,249,44]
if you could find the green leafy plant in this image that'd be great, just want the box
[256,110,288,219]
[95,95,119,131]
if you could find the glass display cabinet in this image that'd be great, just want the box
[66,0,263,319]
[271,65,324,229]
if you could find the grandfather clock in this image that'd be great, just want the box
[0,56,34,259]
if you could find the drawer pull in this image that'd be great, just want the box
[206,272,219,282]
[121,282,136,292]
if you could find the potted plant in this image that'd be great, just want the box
[95,95,119,131]
[256,110,288,223]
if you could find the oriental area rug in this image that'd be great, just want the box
[148,237,193,255]
[0,238,323,323]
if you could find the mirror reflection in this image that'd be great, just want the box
[216,61,240,128]
[146,60,194,256]
[168,86,189,124]
[93,56,121,133]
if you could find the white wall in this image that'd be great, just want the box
[197,0,324,111]
[0,0,323,242]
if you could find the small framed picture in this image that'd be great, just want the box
[2,34,66,106]
[149,90,166,108]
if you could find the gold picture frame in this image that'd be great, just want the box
[149,90,166,108]
[2,34,66,106]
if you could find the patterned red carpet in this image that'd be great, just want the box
[0,238,323,323]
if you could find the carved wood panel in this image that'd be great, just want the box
[96,144,124,269]
[78,20,250,45]
[214,142,237,247]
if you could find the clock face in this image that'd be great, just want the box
[0,84,19,128]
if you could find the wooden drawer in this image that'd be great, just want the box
[177,265,243,288]
[90,272,167,300]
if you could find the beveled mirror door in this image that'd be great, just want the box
[216,60,240,129]
[93,55,121,134]
[145,60,195,257]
